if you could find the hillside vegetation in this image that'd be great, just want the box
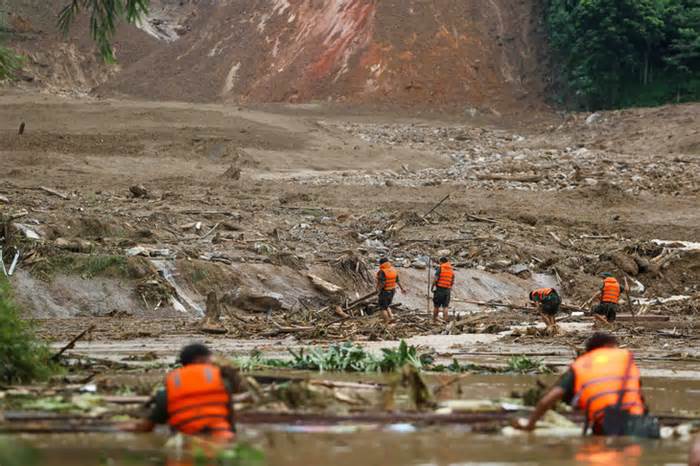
[546,0,700,109]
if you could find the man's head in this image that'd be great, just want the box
[584,332,618,353]
[379,258,389,265]
[179,343,212,366]
[439,257,448,264]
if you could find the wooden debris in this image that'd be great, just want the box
[307,273,344,295]
[466,213,498,224]
[39,186,70,200]
[51,325,96,361]
[422,193,451,221]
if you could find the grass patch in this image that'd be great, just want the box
[233,341,553,375]
[0,278,58,384]
[33,254,128,280]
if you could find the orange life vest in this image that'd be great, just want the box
[165,364,233,437]
[436,262,454,289]
[530,288,555,301]
[377,263,398,291]
[601,277,621,304]
[571,348,645,427]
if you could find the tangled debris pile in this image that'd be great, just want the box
[301,122,698,196]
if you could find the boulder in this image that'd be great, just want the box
[223,287,284,313]
[611,252,639,276]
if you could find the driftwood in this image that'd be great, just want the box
[39,186,70,200]
[51,325,96,361]
[465,213,498,224]
[307,273,344,295]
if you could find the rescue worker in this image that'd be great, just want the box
[432,256,454,322]
[376,258,406,323]
[528,287,561,330]
[122,343,241,441]
[592,272,624,323]
[514,333,659,438]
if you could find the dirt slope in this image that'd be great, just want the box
[4,0,547,112]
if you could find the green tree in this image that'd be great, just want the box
[0,3,22,80]
[58,0,150,63]
[545,0,700,109]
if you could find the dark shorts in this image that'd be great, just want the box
[593,302,619,322]
[433,287,451,308]
[378,290,395,309]
[540,295,562,316]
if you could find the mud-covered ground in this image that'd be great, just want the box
[1,91,699,369]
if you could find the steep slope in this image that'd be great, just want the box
[4,0,548,112]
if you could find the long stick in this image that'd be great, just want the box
[422,193,450,220]
[623,275,637,325]
[427,257,432,315]
[51,325,96,361]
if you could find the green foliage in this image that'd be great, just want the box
[233,341,554,375]
[0,5,23,80]
[58,0,149,63]
[191,443,264,466]
[506,356,554,375]
[0,278,57,384]
[0,45,22,79]
[545,0,700,109]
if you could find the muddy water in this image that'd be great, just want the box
[1,431,690,466]
[2,375,697,466]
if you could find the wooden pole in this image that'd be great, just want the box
[427,257,432,315]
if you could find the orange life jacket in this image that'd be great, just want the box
[166,364,233,437]
[377,263,398,291]
[601,277,621,304]
[436,262,454,289]
[530,288,555,301]
[571,348,645,427]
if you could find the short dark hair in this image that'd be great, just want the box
[379,258,389,264]
[585,333,618,353]
[179,343,212,365]
[439,257,448,263]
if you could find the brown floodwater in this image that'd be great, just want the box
[0,430,691,466]
[2,374,697,466]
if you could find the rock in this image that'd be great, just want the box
[585,113,601,125]
[517,214,538,226]
[633,255,650,273]
[54,237,94,253]
[129,185,149,198]
[0,195,9,203]
[13,223,41,240]
[307,273,344,296]
[363,239,386,250]
[413,259,428,269]
[223,165,241,180]
[223,287,285,313]
[437,249,451,257]
[126,246,172,257]
[508,263,531,279]
[611,252,639,276]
